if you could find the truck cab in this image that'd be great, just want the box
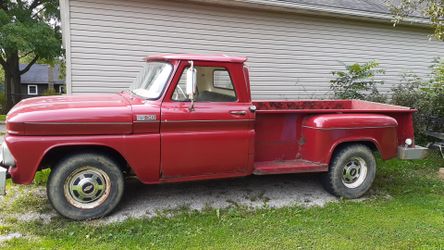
[0,54,428,220]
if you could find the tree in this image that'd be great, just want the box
[0,0,61,111]
[390,0,444,40]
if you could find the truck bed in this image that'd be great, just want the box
[252,99,415,174]
[252,99,414,113]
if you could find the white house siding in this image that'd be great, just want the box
[62,0,444,99]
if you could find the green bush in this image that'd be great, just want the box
[0,92,6,114]
[391,59,444,143]
[42,87,59,96]
[330,59,443,144]
[330,61,387,102]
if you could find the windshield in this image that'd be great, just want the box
[131,62,173,99]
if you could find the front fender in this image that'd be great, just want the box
[6,134,160,184]
[300,114,398,164]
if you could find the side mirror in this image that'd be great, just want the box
[186,62,197,99]
[186,61,197,111]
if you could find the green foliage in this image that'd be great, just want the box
[33,169,51,185]
[0,0,61,60]
[0,0,62,110]
[330,61,387,102]
[58,60,66,80]
[428,58,444,93]
[42,87,58,96]
[0,92,6,114]
[391,0,444,40]
[392,59,444,143]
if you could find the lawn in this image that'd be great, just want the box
[0,153,443,249]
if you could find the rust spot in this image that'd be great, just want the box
[253,100,350,111]
[298,137,305,145]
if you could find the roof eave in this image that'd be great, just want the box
[189,0,430,27]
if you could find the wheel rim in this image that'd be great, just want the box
[341,157,368,189]
[64,166,111,209]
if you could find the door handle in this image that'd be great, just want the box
[229,110,247,116]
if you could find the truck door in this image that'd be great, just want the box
[160,61,255,179]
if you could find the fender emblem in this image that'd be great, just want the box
[136,114,157,121]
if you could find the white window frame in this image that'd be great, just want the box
[59,85,65,94]
[27,85,38,95]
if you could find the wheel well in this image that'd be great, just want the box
[39,145,129,173]
[331,141,379,162]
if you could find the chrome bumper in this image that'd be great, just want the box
[0,167,6,195]
[0,141,14,196]
[398,145,429,160]
[0,142,15,167]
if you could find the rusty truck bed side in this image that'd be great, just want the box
[252,99,415,175]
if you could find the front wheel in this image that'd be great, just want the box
[321,144,376,199]
[47,153,124,220]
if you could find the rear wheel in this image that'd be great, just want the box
[47,153,124,220]
[321,144,376,198]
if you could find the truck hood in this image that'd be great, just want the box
[6,94,133,135]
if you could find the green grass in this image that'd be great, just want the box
[0,115,5,122]
[1,153,443,249]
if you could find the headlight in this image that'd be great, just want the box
[1,142,15,167]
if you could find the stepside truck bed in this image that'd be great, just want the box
[252,100,416,175]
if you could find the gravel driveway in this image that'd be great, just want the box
[104,173,337,223]
[2,172,338,224]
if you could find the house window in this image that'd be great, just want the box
[27,85,38,95]
[59,85,65,94]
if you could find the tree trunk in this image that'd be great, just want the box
[48,65,55,92]
[4,70,12,112]
[4,51,21,111]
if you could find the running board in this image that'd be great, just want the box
[253,160,328,175]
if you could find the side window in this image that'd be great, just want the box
[171,71,188,102]
[213,70,234,90]
[171,67,237,102]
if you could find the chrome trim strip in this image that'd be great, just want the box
[25,120,252,125]
[302,125,397,130]
[161,119,254,123]
[24,122,132,125]
[133,120,159,124]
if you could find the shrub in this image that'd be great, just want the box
[330,61,387,102]
[429,58,444,92]
[421,58,444,133]
[0,92,6,114]
[42,87,59,96]
[391,59,444,143]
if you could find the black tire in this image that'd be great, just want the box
[47,153,124,220]
[321,144,376,199]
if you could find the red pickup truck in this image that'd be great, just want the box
[0,54,428,220]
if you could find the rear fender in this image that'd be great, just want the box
[300,114,398,164]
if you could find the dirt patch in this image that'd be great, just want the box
[104,174,337,223]
[17,212,57,224]
[0,233,23,243]
[439,168,444,180]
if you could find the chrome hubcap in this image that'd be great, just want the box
[341,157,368,189]
[64,167,111,209]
